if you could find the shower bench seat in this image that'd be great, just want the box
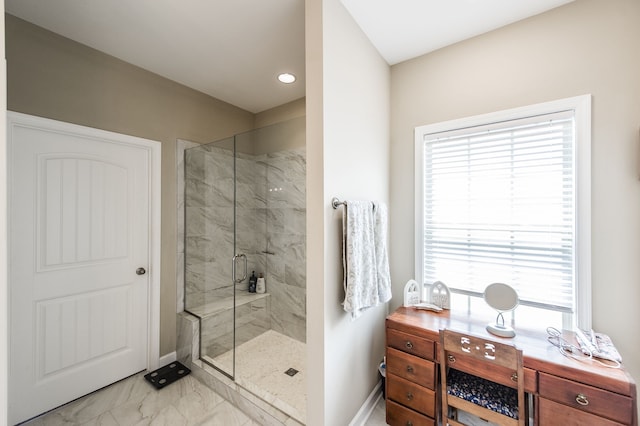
[187,291,272,360]
[187,291,270,318]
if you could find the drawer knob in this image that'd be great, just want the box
[511,372,518,382]
[406,392,414,401]
[406,365,414,373]
[406,422,413,426]
[405,341,414,349]
[576,393,589,406]
[447,354,456,363]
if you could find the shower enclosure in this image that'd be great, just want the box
[183,116,306,421]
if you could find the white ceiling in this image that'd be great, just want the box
[4,0,306,114]
[5,0,574,113]
[341,0,575,65]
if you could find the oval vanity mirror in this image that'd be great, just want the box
[484,283,519,338]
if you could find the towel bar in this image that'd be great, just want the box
[332,197,346,209]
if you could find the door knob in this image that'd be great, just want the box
[136,267,146,275]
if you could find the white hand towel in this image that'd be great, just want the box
[342,200,392,319]
[373,201,392,304]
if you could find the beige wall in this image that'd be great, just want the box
[305,0,325,421]
[390,0,640,391]
[252,99,306,155]
[0,3,8,422]
[306,0,390,423]
[5,14,256,356]
[254,97,305,129]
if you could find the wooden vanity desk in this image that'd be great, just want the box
[385,307,638,426]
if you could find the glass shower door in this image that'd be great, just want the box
[231,128,269,350]
[183,117,306,422]
[184,136,239,378]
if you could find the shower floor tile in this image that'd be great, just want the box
[209,330,306,423]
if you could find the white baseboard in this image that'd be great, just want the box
[349,379,383,426]
[158,351,177,367]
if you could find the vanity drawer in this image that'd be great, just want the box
[387,373,436,418]
[386,399,435,426]
[443,352,537,392]
[539,397,625,426]
[387,329,434,360]
[387,347,436,389]
[539,372,633,424]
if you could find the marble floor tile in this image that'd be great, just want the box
[173,382,225,425]
[81,411,120,426]
[194,401,251,426]
[20,363,388,426]
[20,372,256,426]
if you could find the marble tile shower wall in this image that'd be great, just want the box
[236,150,268,289]
[185,144,267,308]
[184,143,306,344]
[264,147,306,343]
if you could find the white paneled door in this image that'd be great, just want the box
[7,113,160,424]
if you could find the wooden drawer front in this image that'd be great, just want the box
[539,372,632,424]
[539,397,625,426]
[444,352,537,393]
[387,329,434,360]
[387,373,436,418]
[387,347,436,389]
[386,399,435,426]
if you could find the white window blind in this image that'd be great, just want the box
[421,110,575,312]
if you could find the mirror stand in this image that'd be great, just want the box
[486,312,516,338]
[484,283,519,338]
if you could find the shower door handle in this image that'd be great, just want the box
[232,253,247,283]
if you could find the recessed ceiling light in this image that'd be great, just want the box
[277,73,296,84]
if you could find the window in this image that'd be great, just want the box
[415,95,591,330]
